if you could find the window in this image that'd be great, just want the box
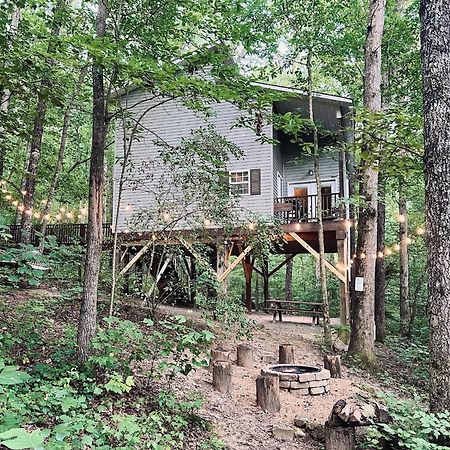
[229,170,250,195]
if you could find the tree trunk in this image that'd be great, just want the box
[20,0,66,243]
[306,51,331,347]
[348,0,385,369]
[279,344,295,364]
[398,183,410,334]
[212,361,232,394]
[237,344,253,368]
[77,0,108,364]
[256,375,280,413]
[325,424,356,450]
[39,67,87,252]
[324,355,342,378]
[285,255,293,302]
[420,0,450,415]
[375,173,386,343]
[0,6,21,179]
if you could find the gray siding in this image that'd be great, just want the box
[273,127,284,197]
[282,145,341,195]
[113,89,273,231]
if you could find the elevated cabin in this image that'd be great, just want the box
[113,82,353,323]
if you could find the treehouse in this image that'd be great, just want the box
[113,82,353,324]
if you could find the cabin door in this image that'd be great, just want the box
[289,183,311,219]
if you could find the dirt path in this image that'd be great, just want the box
[164,306,373,450]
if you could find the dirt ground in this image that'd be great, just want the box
[164,305,379,450]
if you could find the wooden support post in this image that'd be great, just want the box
[337,238,350,326]
[324,355,342,378]
[288,232,346,283]
[256,375,280,413]
[279,344,295,364]
[242,255,253,312]
[262,256,270,308]
[210,347,230,365]
[237,344,253,368]
[324,424,356,450]
[216,243,229,295]
[212,361,232,394]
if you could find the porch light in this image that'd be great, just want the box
[308,170,314,176]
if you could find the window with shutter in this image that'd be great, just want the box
[250,169,261,195]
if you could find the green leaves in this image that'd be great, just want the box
[0,428,48,450]
[0,360,31,385]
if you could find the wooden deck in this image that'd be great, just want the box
[9,223,113,245]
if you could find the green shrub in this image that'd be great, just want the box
[364,395,450,449]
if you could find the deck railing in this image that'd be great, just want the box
[274,193,342,223]
[8,223,113,245]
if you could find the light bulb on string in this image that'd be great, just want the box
[415,226,425,236]
[393,243,400,252]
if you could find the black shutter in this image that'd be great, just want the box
[250,169,261,195]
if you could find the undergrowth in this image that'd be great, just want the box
[0,291,223,449]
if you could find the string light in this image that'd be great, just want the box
[393,243,400,252]
[377,251,384,259]
[384,248,393,256]
[397,214,406,223]
[247,222,256,231]
[203,218,211,227]
[416,226,425,236]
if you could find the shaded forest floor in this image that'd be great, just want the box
[0,286,425,449]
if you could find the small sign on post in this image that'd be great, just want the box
[355,277,364,292]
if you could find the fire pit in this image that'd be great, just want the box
[261,364,330,395]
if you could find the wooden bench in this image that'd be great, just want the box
[265,300,324,325]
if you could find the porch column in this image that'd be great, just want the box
[262,255,270,308]
[337,238,350,325]
[216,243,229,296]
[242,255,254,312]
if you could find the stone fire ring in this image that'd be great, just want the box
[261,365,331,395]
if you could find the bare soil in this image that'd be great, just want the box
[163,305,381,450]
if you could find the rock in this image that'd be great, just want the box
[306,421,325,441]
[272,426,295,441]
[294,415,308,428]
[290,381,309,390]
[294,428,306,437]
[361,403,376,418]
[308,379,328,388]
[310,386,326,395]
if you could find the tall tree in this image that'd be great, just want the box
[398,181,410,334]
[0,5,21,179]
[375,173,386,342]
[348,0,385,368]
[20,0,67,243]
[77,0,108,364]
[420,0,450,414]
